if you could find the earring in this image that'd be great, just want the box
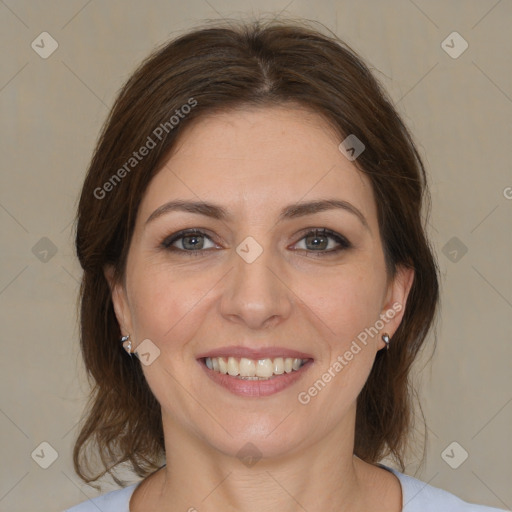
[121,334,133,356]
[382,333,390,350]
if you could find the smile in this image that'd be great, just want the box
[199,356,314,397]
[204,356,309,379]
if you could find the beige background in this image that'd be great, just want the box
[0,1,511,511]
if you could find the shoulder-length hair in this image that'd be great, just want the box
[74,18,439,487]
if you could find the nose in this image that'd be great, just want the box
[219,241,293,330]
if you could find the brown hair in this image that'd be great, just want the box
[73,18,439,488]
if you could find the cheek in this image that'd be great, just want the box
[126,261,216,352]
[301,262,387,347]
[297,273,383,413]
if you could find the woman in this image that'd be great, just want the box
[65,19,505,512]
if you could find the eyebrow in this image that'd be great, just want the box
[145,198,370,231]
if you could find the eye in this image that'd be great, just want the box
[292,228,352,256]
[161,229,217,255]
[160,227,351,257]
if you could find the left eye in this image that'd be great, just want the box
[293,228,351,254]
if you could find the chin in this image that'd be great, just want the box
[190,413,312,462]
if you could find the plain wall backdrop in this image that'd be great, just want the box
[0,1,511,511]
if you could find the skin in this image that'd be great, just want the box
[106,106,414,512]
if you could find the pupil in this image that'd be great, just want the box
[184,234,202,250]
[307,232,327,250]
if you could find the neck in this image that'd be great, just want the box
[141,408,384,512]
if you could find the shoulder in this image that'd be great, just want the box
[63,482,140,512]
[380,465,507,512]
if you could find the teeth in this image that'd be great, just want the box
[239,357,256,377]
[273,357,284,375]
[218,357,228,374]
[256,358,274,378]
[227,356,238,376]
[292,358,302,371]
[204,356,307,378]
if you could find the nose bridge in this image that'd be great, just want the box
[219,236,292,329]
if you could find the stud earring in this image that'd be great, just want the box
[382,333,390,350]
[121,334,132,356]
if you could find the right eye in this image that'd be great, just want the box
[160,229,218,255]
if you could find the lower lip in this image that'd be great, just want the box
[198,359,314,397]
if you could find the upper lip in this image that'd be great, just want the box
[197,345,314,360]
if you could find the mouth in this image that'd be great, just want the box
[203,356,309,378]
[197,355,314,397]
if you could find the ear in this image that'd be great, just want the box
[378,264,415,350]
[104,264,133,337]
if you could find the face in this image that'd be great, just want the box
[107,106,413,460]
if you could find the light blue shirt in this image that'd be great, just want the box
[63,464,508,511]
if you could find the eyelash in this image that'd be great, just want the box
[160,228,352,257]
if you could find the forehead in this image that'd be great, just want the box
[137,106,376,227]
